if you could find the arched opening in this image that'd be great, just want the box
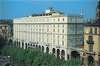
[33,44,35,48]
[31,44,32,46]
[39,45,41,48]
[25,43,27,49]
[71,51,80,59]
[57,49,60,58]
[19,42,20,48]
[16,41,18,47]
[28,43,30,48]
[22,42,24,48]
[39,45,41,50]
[52,48,55,54]
[30,44,32,48]
[42,46,44,52]
[36,45,38,48]
[46,47,49,53]
[88,56,94,66]
[67,54,70,60]
[8,39,13,46]
[9,39,12,43]
[61,50,65,59]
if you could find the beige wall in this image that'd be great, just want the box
[84,26,100,52]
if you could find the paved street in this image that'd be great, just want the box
[0,56,13,66]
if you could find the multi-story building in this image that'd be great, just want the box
[0,20,13,40]
[83,1,100,66]
[13,8,84,60]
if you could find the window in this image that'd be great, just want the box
[62,29,64,33]
[63,18,64,21]
[53,40,55,44]
[57,35,59,38]
[94,28,97,34]
[47,29,49,32]
[39,29,41,32]
[58,29,59,32]
[62,24,64,27]
[62,36,64,39]
[58,24,59,27]
[53,24,55,27]
[58,18,60,21]
[62,41,64,45]
[53,29,55,32]
[90,28,93,33]
[53,19,55,21]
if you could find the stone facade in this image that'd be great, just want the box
[83,1,100,66]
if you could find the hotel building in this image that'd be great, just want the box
[13,8,84,60]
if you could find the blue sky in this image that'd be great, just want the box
[0,0,97,19]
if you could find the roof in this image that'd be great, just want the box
[32,7,64,17]
[0,20,13,24]
[66,13,83,17]
[85,20,100,27]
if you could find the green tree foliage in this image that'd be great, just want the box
[0,37,7,53]
[1,47,82,66]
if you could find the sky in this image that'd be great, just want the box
[0,0,97,19]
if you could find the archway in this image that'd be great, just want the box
[16,41,18,47]
[39,45,41,48]
[46,47,49,53]
[31,44,32,46]
[88,56,94,66]
[8,39,13,46]
[67,54,70,60]
[36,45,38,48]
[52,48,55,54]
[22,42,24,48]
[42,46,44,52]
[61,50,65,59]
[33,44,35,47]
[28,43,30,47]
[25,43,27,49]
[71,51,80,59]
[57,49,60,58]
[18,42,20,48]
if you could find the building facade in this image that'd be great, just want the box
[13,8,84,60]
[0,20,13,40]
[83,1,100,66]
